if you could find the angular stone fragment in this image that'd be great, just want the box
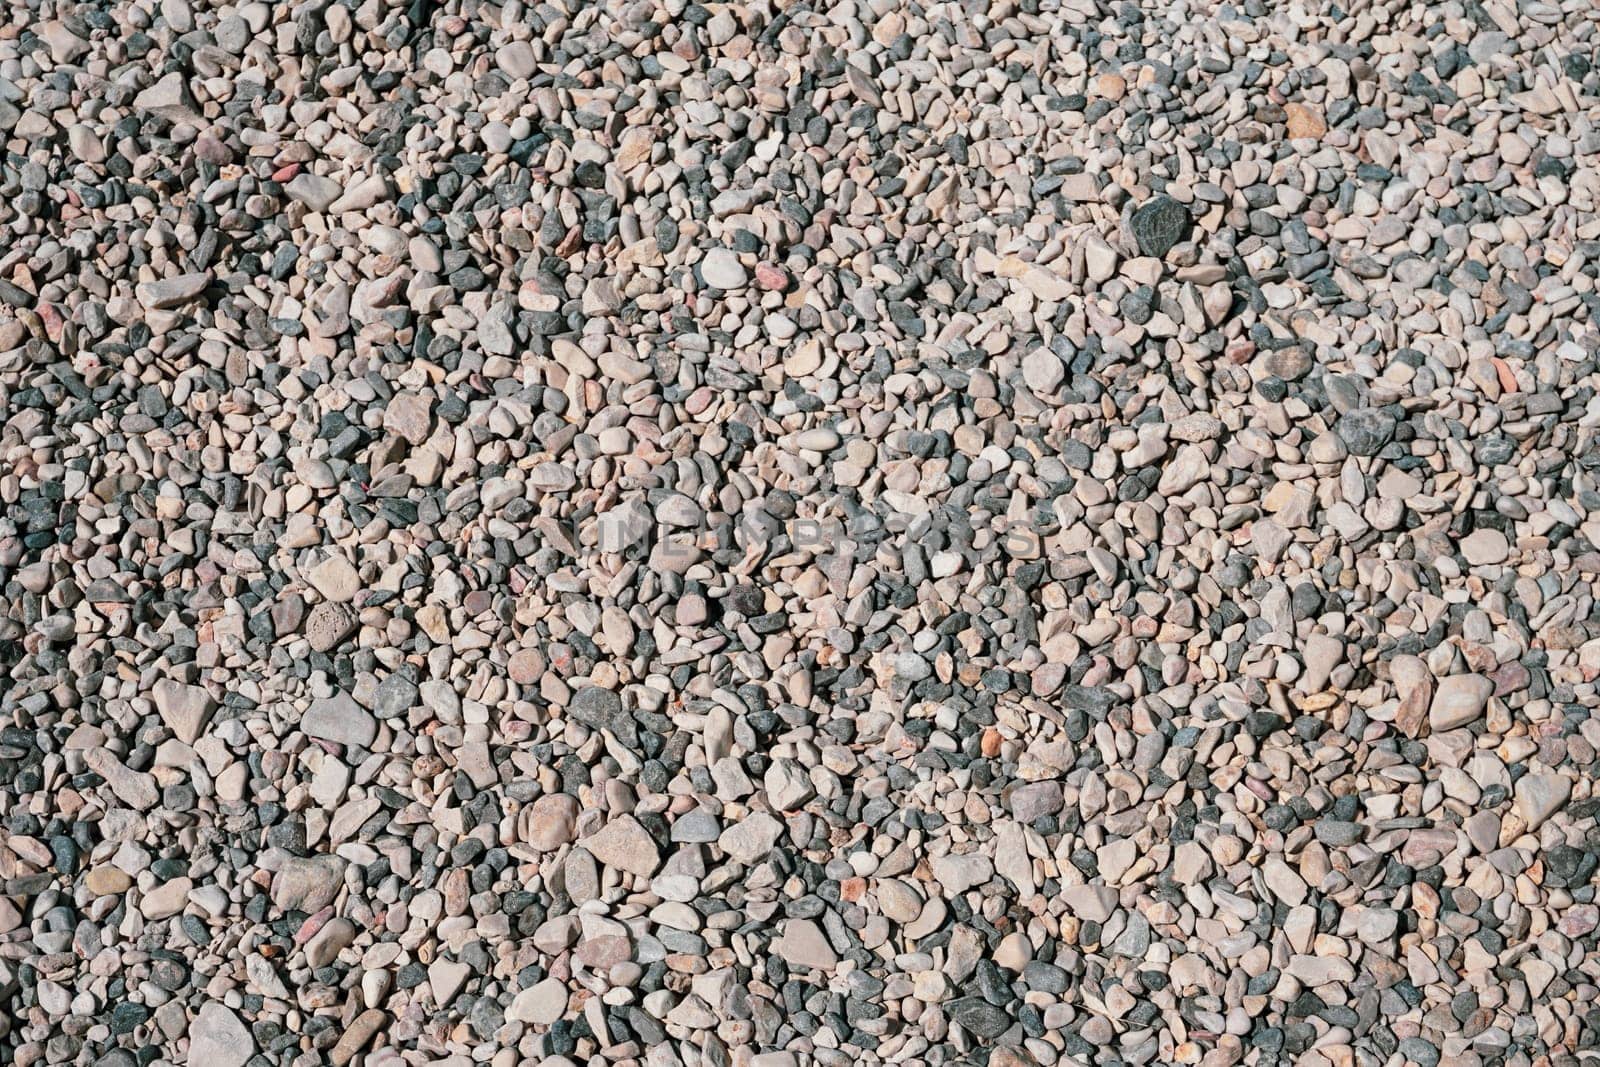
[152,679,217,743]
[581,814,660,877]
[134,72,201,123]
[137,272,211,310]
[1129,195,1189,257]
[1515,772,1570,831]
[1337,408,1396,456]
[188,1003,255,1067]
[1060,884,1118,923]
[479,301,516,355]
[566,684,637,747]
[429,958,472,1006]
[764,758,814,810]
[774,918,836,970]
[1430,674,1493,731]
[1022,348,1064,393]
[271,854,347,912]
[84,748,159,810]
[1009,781,1064,822]
[301,691,377,747]
[308,555,361,602]
[384,391,434,445]
[720,812,784,865]
[1299,633,1343,693]
[1262,855,1307,905]
[947,998,1012,1039]
[1391,655,1434,737]
[1285,102,1327,138]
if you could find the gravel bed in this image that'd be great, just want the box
[2,0,1600,1066]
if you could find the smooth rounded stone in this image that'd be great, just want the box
[794,427,840,452]
[525,793,580,850]
[85,866,133,895]
[874,878,925,924]
[1314,819,1362,847]
[1397,1037,1440,1067]
[496,41,536,78]
[330,1010,387,1065]
[307,555,362,602]
[305,601,357,652]
[1022,348,1065,393]
[508,977,568,1025]
[285,173,342,212]
[654,493,703,526]
[1356,908,1400,945]
[306,917,357,968]
[1460,527,1509,566]
[699,248,748,289]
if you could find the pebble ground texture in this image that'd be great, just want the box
[2,0,1600,1066]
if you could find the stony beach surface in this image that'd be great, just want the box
[2,0,1600,1066]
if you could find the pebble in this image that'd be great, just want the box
[1430,674,1495,731]
[1515,772,1572,831]
[775,919,837,972]
[136,272,211,310]
[152,679,216,744]
[186,1003,254,1067]
[300,691,377,748]
[699,248,748,289]
[582,815,661,878]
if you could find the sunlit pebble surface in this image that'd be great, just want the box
[1,0,1600,1066]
